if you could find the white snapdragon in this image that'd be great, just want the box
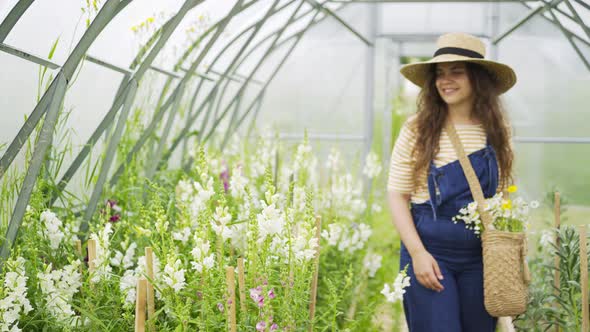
[162,259,186,293]
[321,224,344,246]
[191,237,215,273]
[190,176,215,218]
[381,266,411,303]
[326,174,366,220]
[211,206,233,241]
[111,242,137,269]
[363,253,382,278]
[176,180,194,203]
[40,210,65,250]
[292,186,307,212]
[362,151,382,179]
[293,142,312,173]
[322,222,372,254]
[257,192,286,243]
[37,261,82,324]
[89,223,113,283]
[0,257,32,332]
[172,227,191,244]
[292,231,318,262]
[120,270,138,305]
[325,148,341,172]
[230,165,248,198]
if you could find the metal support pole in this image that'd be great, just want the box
[492,0,563,44]
[80,81,138,236]
[0,0,122,180]
[547,6,590,71]
[0,74,67,269]
[363,3,377,195]
[0,0,34,43]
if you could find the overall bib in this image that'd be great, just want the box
[399,142,499,332]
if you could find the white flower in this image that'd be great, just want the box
[363,253,382,278]
[89,223,113,283]
[162,259,186,293]
[120,270,138,304]
[371,203,382,214]
[172,227,191,243]
[40,210,65,250]
[0,257,32,332]
[381,268,411,303]
[257,195,285,242]
[111,242,137,269]
[37,260,82,324]
[190,177,215,217]
[230,165,248,198]
[292,186,307,212]
[325,148,341,172]
[211,206,233,241]
[191,237,215,273]
[321,223,344,246]
[176,180,194,203]
[530,200,540,209]
[362,151,382,179]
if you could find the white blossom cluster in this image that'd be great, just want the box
[323,174,366,221]
[39,210,65,250]
[172,227,191,244]
[162,259,186,293]
[257,191,286,243]
[37,261,82,324]
[321,222,372,254]
[249,137,277,179]
[111,241,137,269]
[89,223,113,283]
[230,165,249,199]
[362,151,382,179]
[191,237,215,273]
[175,176,215,221]
[453,191,539,234]
[363,253,382,278]
[0,257,32,332]
[325,148,342,173]
[381,267,411,303]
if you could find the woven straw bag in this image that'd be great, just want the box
[445,121,531,317]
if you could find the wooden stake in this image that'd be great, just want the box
[237,258,246,314]
[87,239,97,274]
[145,247,155,331]
[75,240,83,274]
[135,277,147,332]
[309,215,322,332]
[554,192,561,332]
[226,266,237,332]
[579,225,588,332]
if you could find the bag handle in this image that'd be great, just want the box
[444,121,494,231]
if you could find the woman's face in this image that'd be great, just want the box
[435,62,474,107]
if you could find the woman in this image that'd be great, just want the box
[387,32,516,331]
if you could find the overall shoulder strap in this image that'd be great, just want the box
[445,121,494,230]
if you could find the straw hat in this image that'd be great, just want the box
[400,32,517,94]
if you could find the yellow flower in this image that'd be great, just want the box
[131,25,138,32]
[507,185,517,193]
[502,199,512,210]
[147,17,155,23]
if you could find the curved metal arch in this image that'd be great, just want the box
[130,0,297,176]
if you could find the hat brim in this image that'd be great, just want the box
[400,54,517,94]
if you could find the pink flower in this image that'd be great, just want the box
[270,323,278,331]
[256,321,266,331]
[250,286,265,308]
[268,288,275,300]
[217,302,224,312]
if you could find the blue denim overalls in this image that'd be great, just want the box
[399,140,499,332]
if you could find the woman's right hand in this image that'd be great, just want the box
[411,250,445,292]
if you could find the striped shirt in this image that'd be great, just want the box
[387,116,507,204]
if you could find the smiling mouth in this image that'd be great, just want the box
[441,88,458,95]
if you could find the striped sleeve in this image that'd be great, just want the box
[387,118,417,193]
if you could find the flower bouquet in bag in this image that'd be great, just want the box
[454,184,535,317]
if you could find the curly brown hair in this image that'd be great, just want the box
[410,62,514,190]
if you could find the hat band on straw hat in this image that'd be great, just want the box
[433,47,484,59]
